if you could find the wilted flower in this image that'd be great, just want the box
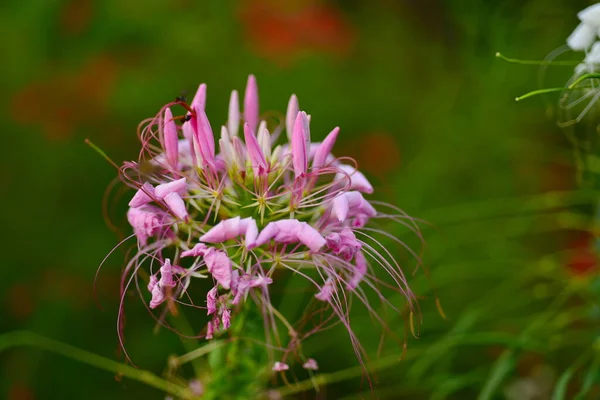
[112,75,421,375]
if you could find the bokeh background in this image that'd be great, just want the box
[2,0,600,398]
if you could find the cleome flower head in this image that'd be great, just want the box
[115,75,422,375]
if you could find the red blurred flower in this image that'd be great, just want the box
[565,231,598,276]
[10,54,119,140]
[239,0,355,65]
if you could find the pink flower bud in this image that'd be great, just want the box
[286,94,299,141]
[243,75,259,132]
[243,123,268,175]
[163,108,179,170]
[228,90,240,137]
[292,112,309,178]
[190,83,207,112]
[313,127,339,170]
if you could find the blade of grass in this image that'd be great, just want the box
[0,330,196,399]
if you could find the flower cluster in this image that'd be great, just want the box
[117,75,420,371]
[567,3,600,74]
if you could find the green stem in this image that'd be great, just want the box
[515,87,565,102]
[174,340,225,366]
[495,52,579,66]
[0,331,196,399]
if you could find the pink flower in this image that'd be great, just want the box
[315,278,335,302]
[126,205,168,246]
[302,358,319,371]
[272,362,289,372]
[325,228,362,261]
[110,75,419,376]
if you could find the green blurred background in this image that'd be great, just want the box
[2,0,600,398]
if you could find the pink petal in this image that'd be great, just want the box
[326,228,361,261]
[243,218,258,248]
[292,112,309,177]
[147,274,158,293]
[159,259,177,288]
[190,83,207,112]
[348,250,367,290]
[200,217,242,243]
[205,320,214,340]
[315,278,334,302]
[286,94,299,141]
[243,74,259,132]
[149,284,165,309]
[129,182,155,208]
[243,123,268,174]
[155,178,187,199]
[206,287,218,315]
[204,248,232,289]
[252,222,280,249]
[332,193,350,222]
[313,127,339,170]
[222,309,231,329]
[336,164,373,194]
[164,192,188,220]
[163,108,179,170]
[194,108,216,167]
[181,243,209,258]
[297,222,326,252]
